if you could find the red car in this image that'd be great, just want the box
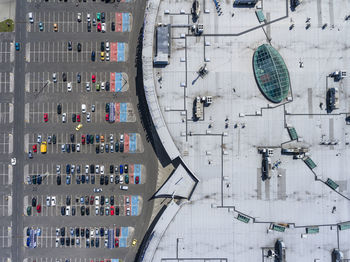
[81,135,86,144]
[92,74,96,83]
[97,23,101,32]
[36,204,41,213]
[105,113,109,121]
[115,238,119,247]
[32,144,37,153]
[135,176,139,184]
[44,113,48,122]
[110,206,114,216]
[90,196,94,205]
[77,114,81,122]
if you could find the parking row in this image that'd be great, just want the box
[0,133,10,154]
[27,132,142,154]
[0,226,11,248]
[24,194,140,217]
[0,72,13,93]
[28,11,132,33]
[0,164,10,186]
[28,41,127,63]
[0,103,12,124]
[26,163,144,184]
[25,226,133,249]
[0,41,12,63]
[27,72,128,93]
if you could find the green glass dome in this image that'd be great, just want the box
[253,44,290,103]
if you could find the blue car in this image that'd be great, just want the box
[39,22,44,31]
[96,135,100,143]
[26,237,30,247]
[66,175,71,185]
[119,165,123,174]
[66,164,70,174]
[15,42,20,51]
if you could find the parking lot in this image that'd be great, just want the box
[0,41,13,63]
[0,72,14,94]
[27,11,132,33]
[0,226,11,248]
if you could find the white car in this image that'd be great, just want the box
[66,206,70,216]
[110,175,113,183]
[95,196,99,205]
[56,165,61,174]
[125,196,130,204]
[77,13,82,22]
[90,229,94,237]
[62,113,66,123]
[37,135,42,143]
[52,73,57,83]
[104,239,108,247]
[95,165,100,174]
[87,112,91,122]
[61,144,65,152]
[101,23,106,32]
[106,41,110,51]
[86,82,91,91]
[51,196,56,206]
[101,82,105,90]
[56,228,60,236]
[120,134,124,143]
[100,165,105,175]
[55,238,59,247]
[46,196,51,206]
[87,13,91,22]
[85,165,89,174]
[81,104,86,113]
[106,52,110,61]
[119,175,124,184]
[95,206,99,215]
[67,82,72,92]
[109,134,114,143]
[76,143,80,152]
[28,12,34,23]
[126,207,130,216]
[91,105,95,112]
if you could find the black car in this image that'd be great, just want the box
[77,43,81,52]
[111,22,115,31]
[85,196,89,205]
[100,176,104,185]
[81,228,85,237]
[72,114,76,122]
[90,135,94,144]
[57,104,62,114]
[91,238,94,247]
[110,165,114,174]
[66,196,71,205]
[72,207,76,216]
[100,228,104,236]
[87,21,91,32]
[66,144,70,153]
[77,165,81,174]
[110,196,114,205]
[60,237,64,245]
[86,134,90,144]
[62,73,67,82]
[37,175,42,185]
[77,73,81,83]
[91,175,95,184]
[86,228,89,238]
[90,164,94,174]
[86,207,90,216]
[115,206,119,215]
[66,237,70,246]
[116,228,120,237]
[100,42,105,52]
[70,134,75,143]
[105,103,109,113]
[71,144,76,152]
[101,12,105,23]
[32,175,37,184]
[124,164,128,173]
[71,238,75,246]
[100,206,104,216]
[115,175,120,184]
[104,175,108,185]
[115,141,119,152]
[75,228,80,237]
[91,51,95,61]
[81,174,85,184]
[96,145,99,154]
[68,41,72,51]
[120,143,124,153]
[61,206,65,216]
[81,206,85,216]
[26,227,31,236]
[61,227,65,236]
[52,134,56,144]
[76,175,81,184]
[101,196,105,205]
[106,81,110,91]
[31,197,37,207]
[95,238,99,247]
[57,175,61,185]
[105,144,109,153]
[66,164,70,174]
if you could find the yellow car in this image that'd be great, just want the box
[100,51,105,61]
[75,124,83,131]
[132,239,137,246]
[40,141,47,154]
[53,23,58,32]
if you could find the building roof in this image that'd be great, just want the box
[253,44,290,103]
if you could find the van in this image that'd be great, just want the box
[120,185,128,191]
[28,12,34,23]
